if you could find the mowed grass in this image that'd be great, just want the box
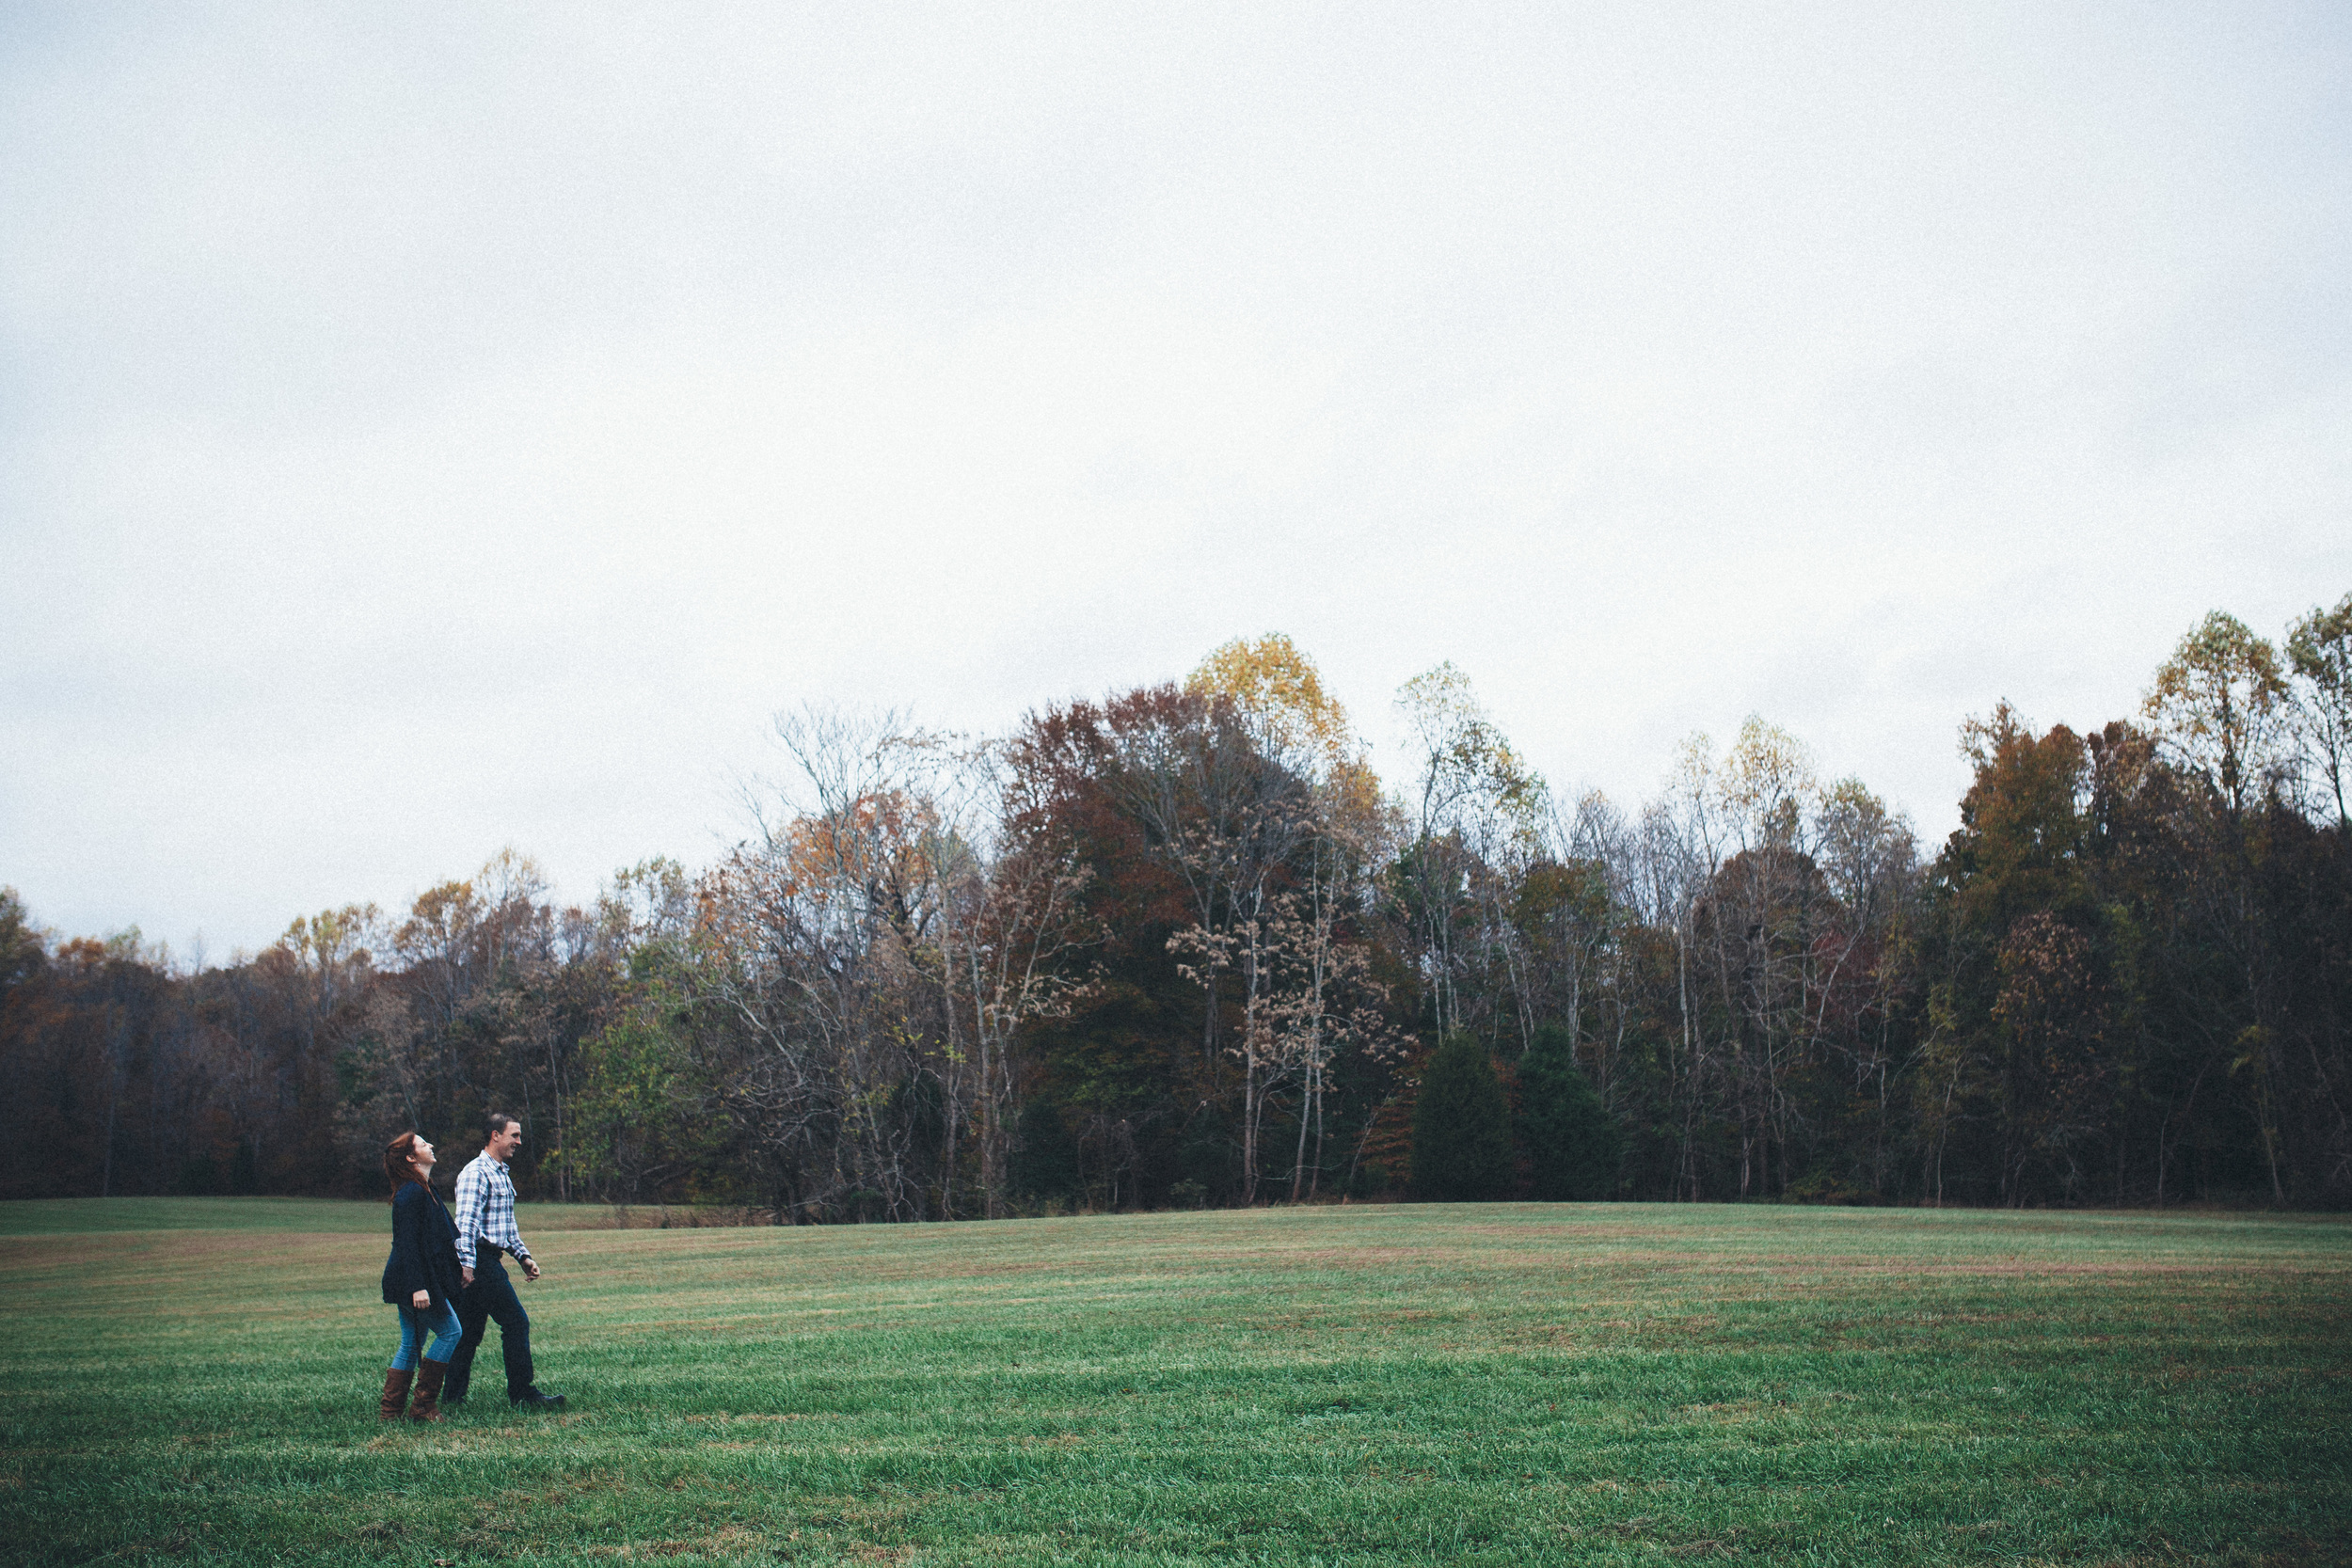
[1,1201,2346,1565]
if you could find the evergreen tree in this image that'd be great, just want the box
[1411,1032,1513,1200]
[1517,1024,1625,1200]
[1010,1095,1083,1201]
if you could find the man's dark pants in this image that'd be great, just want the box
[445,1247,534,1404]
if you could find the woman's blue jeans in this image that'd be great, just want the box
[390,1299,463,1370]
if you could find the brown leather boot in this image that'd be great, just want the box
[408,1358,447,1422]
[379,1366,414,1420]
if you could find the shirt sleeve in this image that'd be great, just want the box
[501,1167,532,1263]
[452,1160,484,1269]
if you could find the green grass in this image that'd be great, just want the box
[1,1202,2346,1565]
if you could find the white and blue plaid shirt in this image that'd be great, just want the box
[452,1151,532,1272]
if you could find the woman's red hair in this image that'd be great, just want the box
[383,1132,426,1196]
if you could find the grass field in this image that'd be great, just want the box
[1,1199,2345,1566]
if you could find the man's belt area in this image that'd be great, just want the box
[471,1242,517,1264]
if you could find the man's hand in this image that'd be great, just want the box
[411,1289,430,1309]
[522,1259,542,1282]
[462,1266,475,1286]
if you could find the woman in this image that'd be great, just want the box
[379,1131,466,1421]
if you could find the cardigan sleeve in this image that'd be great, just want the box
[389,1186,431,1301]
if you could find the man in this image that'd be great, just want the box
[444,1112,565,1412]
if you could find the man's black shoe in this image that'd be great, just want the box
[511,1389,565,1412]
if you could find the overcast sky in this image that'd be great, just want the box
[4,3,2347,958]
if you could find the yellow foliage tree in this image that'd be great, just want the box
[1186,633,1355,775]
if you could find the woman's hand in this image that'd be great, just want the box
[411,1290,430,1309]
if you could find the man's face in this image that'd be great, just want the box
[489,1122,523,1162]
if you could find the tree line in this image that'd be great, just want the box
[4,597,2347,1213]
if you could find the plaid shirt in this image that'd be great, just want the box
[452,1151,532,1272]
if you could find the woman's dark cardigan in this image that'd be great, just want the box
[382,1180,466,1310]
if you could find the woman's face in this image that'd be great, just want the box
[410,1135,437,1174]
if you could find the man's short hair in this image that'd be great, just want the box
[485,1111,521,1142]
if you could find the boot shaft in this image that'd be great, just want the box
[378,1366,415,1421]
[408,1358,447,1422]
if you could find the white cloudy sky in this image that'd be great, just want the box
[4,3,2346,957]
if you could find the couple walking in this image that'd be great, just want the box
[376,1113,566,1421]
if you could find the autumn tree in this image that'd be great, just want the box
[1391,663,1544,1041]
[1989,911,2110,1202]
[9,613,2342,1212]
[2145,610,2292,817]
[1186,635,1403,1202]
[2286,593,2352,831]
